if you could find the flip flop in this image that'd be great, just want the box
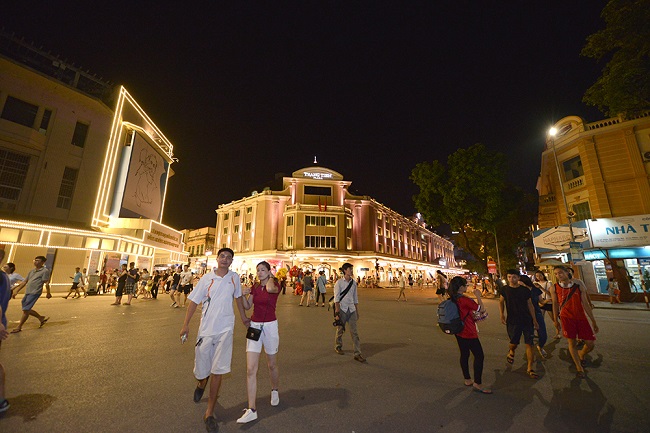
[39,317,49,328]
[506,353,514,365]
[10,328,21,333]
[527,370,540,379]
[473,387,493,394]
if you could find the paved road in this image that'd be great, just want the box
[1,287,649,432]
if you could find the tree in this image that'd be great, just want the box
[581,0,650,117]
[411,144,535,272]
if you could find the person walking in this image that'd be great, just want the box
[607,278,620,304]
[237,261,281,424]
[169,266,181,307]
[436,270,448,303]
[299,270,314,307]
[10,256,51,333]
[397,271,407,301]
[178,264,193,307]
[534,271,560,339]
[315,270,328,307]
[0,249,12,412]
[551,266,599,379]
[111,264,128,305]
[334,263,366,362]
[1,263,23,289]
[123,262,138,305]
[520,275,548,359]
[447,276,491,394]
[64,267,83,299]
[498,270,539,379]
[179,248,250,433]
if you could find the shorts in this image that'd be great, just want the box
[507,323,535,345]
[124,282,135,295]
[180,284,192,295]
[246,320,279,355]
[22,292,41,310]
[560,317,596,341]
[170,284,179,292]
[541,303,553,312]
[194,329,234,379]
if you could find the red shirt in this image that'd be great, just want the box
[457,296,480,339]
[555,282,587,321]
[251,281,280,322]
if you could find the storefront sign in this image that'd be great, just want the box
[587,215,650,248]
[144,222,183,252]
[303,171,333,180]
[533,220,590,253]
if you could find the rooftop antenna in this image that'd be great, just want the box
[313,156,318,164]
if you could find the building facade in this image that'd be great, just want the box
[214,165,457,281]
[182,226,215,269]
[0,32,187,289]
[535,111,650,299]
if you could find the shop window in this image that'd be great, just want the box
[572,201,591,220]
[0,148,30,201]
[56,167,78,209]
[71,121,89,148]
[1,96,38,128]
[562,156,584,181]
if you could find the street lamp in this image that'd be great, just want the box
[548,127,576,246]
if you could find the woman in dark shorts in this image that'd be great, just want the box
[111,264,128,305]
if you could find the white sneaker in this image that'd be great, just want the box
[271,390,279,406]
[237,408,258,423]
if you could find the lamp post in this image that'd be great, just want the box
[548,127,576,255]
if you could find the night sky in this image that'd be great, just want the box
[3,1,608,229]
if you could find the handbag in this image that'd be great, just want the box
[246,326,262,341]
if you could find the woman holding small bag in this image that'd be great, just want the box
[447,276,491,394]
[237,261,281,424]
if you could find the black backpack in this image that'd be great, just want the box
[437,298,467,335]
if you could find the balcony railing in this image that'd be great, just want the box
[540,194,556,204]
[565,176,585,191]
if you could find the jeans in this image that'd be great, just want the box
[335,310,361,356]
[535,310,547,348]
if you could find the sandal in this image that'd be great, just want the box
[506,353,515,365]
[10,328,21,333]
[527,370,540,379]
[473,386,493,394]
[39,317,49,328]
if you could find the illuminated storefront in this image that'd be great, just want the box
[0,32,186,288]
[213,165,460,281]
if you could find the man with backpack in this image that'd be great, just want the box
[498,270,539,379]
[333,263,366,362]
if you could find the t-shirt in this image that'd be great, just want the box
[188,270,242,337]
[335,278,358,313]
[180,270,193,286]
[25,267,51,295]
[250,281,280,322]
[555,281,588,321]
[303,275,313,290]
[73,272,82,283]
[500,285,533,325]
[172,272,181,286]
[317,275,327,293]
[457,295,480,339]
[0,270,10,328]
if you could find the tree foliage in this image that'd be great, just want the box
[581,0,650,117]
[411,144,536,272]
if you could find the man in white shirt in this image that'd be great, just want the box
[177,264,194,307]
[180,248,250,432]
[334,262,366,362]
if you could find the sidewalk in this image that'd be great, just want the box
[591,300,650,311]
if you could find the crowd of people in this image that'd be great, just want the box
[0,250,604,431]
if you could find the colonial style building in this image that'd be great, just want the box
[182,226,215,267]
[214,165,457,281]
[535,111,650,299]
[0,31,186,289]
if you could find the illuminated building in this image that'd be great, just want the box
[0,31,187,289]
[181,227,215,269]
[534,112,650,298]
[213,165,458,280]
